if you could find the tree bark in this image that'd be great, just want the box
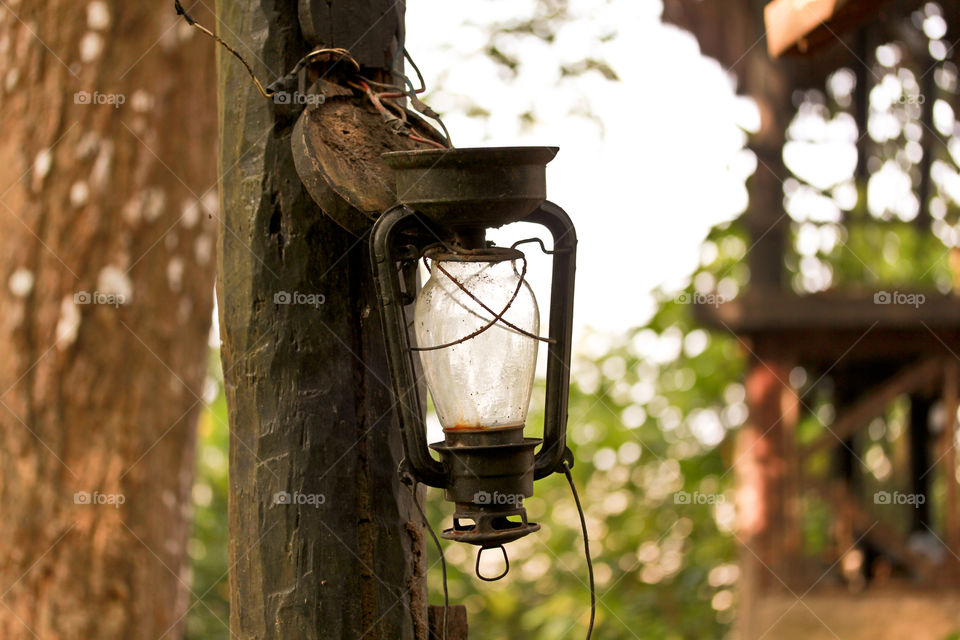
[0,2,217,639]
[215,2,427,639]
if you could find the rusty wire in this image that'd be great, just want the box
[411,252,556,352]
[174,0,358,98]
[411,256,530,352]
[173,1,451,149]
[349,79,449,150]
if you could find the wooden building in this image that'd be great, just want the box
[665,0,960,637]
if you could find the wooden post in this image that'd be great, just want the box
[942,360,959,554]
[909,395,934,533]
[215,2,430,638]
[780,359,803,586]
[737,348,792,637]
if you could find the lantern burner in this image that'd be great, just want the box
[430,426,542,546]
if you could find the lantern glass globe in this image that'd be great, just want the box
[415,256,539,431]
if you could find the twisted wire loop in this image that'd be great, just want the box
[511,237,565,255]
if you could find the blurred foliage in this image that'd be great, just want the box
[185,351,230,640]
[183,205,960,640]
[421,295,745,639]
[185,287,748,639]
[182,3,960,639]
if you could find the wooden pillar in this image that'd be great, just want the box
[832,373,862,587]
[215,2,428,638]
[738,346,795,637]
[909,395,933,532]
[942,360,959,555]
[776,357,803,586]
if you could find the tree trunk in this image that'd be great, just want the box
[215,2,427,639]
[0,2,217,639]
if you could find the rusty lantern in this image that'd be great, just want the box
[371,146,577,569]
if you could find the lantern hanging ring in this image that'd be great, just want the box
[475,545,510,582]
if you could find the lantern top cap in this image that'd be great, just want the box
[382,146,559,229]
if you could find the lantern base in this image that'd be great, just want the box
[430,426,541,546]
[442,503,541,546]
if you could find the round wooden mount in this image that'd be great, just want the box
[291,80,447,237]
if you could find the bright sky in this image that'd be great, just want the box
[406,0,760,334]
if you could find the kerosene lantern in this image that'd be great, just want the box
[371,147,577,572]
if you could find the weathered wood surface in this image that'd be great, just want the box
[216,1,427,638]
[428,605,468,639]
[298,0,405,70]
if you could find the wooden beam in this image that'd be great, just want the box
[696,291,960,334]
[765,0,844,57]
[429,605,468,639]
[764,0,899,57]
[802,357,942,459]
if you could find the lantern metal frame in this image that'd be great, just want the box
[370,146,577,548]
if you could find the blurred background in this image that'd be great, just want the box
[188,1,960,639]
[3,0,959,639]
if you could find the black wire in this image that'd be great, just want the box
[403,48,427,94]
[563,460,595,640]
[173,1,357,97]
[403,48,453,146]
[511,237,571,255]
[174,0,275,98]
[407,479,449,640]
